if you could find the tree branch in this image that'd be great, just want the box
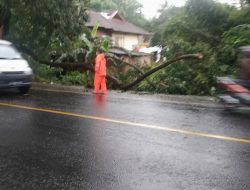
[121,53,203,91]
[106,53,156,89]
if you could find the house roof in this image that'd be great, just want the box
[108,47,151,57]
[86,10,150,35]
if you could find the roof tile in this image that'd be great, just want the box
[86,10,150,35]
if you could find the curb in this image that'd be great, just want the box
[31,82,221,108]
[31,82,85,94]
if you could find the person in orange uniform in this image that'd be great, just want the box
[94,48,107,94]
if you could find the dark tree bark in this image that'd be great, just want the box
[0,5,10,39]
[0,25,3,39]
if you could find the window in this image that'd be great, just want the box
[0,45,22,59]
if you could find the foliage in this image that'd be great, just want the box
[119,68,141,86]
[61,71,90,86]
[216,24,250,76]
[0,2,10,36]
[221,24,250,47]
[30,60,63,83]
[89,0,117,11]
[30,58,92,86]
[145,0,250,95]
[53,26,112,65]
[186,0,231,36]
[136,43,216,95]
[229,6,250,26]
[1,0,90,60]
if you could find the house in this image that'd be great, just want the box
[109,47,153,67]
[86,10,151,51]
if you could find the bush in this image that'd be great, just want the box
[27,58,63,83]
[61,71,90,86]
[28,57,92,86]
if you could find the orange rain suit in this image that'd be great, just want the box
[94,53,107,94]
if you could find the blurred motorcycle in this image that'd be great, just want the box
[217,46,250,110]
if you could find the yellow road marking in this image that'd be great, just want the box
[0,102,250,144]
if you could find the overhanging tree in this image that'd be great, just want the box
[0,1,10,39]
[1,0,90,59]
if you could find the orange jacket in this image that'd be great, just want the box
[95,53,106,76]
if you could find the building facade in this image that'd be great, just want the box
[86,10,150,51]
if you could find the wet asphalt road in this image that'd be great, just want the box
[0,89,250,190]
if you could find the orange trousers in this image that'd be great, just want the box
[94,74,107,94]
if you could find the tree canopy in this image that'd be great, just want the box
[138,0,250,95]
[1,0,89,59]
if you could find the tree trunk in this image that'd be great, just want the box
[16,45,123,87]
[0,25,3,39]
[17,45,203,91]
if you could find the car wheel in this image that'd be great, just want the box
[18,86,30,94]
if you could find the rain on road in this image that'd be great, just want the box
[0,89,250,190]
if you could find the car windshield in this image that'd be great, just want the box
[0,44,22,59]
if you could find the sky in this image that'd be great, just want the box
[137,0,239,19]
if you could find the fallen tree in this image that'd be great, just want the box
[17,45,122,87]
[18,44,203,91]
[121,53,203,91]
[0,2,10,39]
[106,52,156,89]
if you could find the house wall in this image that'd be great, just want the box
[92,28,147,51]
[112,33,143,51]
[122,55,152,67]
[107,54,152,75]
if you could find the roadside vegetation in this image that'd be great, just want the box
[0,0,250,95]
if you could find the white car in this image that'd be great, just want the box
[0,40,33,94]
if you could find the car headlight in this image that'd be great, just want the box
[23,67,33,75]
[19,60,33,75]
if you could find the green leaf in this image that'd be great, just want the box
[91,22,100,38]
